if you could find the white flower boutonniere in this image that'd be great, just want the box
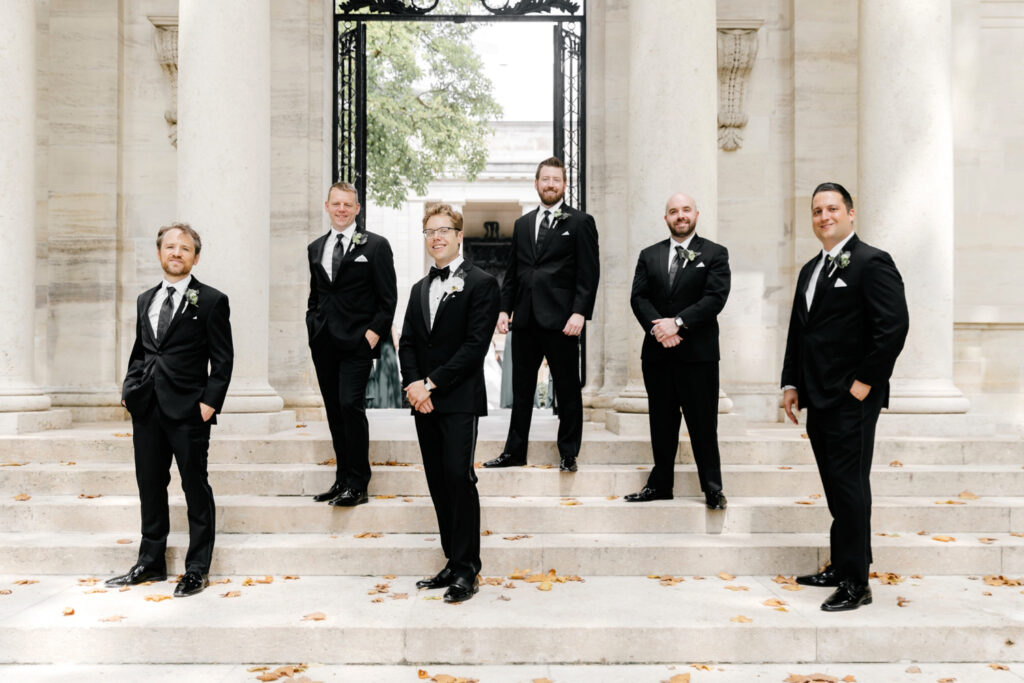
[185,288,199,307]
[827,250,852,277]
[351,231,368,246]
[684,249,701,262]
[447,275,465,294]
[551,208,569,223]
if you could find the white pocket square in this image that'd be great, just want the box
[354,255,368,263]
[561,230,570,236]
[191,316,198,320]
[834,278,847,288]
[696,262,706,268]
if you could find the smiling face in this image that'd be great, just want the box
[664,192,699,240]
[534,164,566,207]
[811,190,855,251]
[157,228,199,282]
[324,187,360,232]
[424,213,462,268]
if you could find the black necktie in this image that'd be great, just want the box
[810,254,831,306]
[536,210,552,252]
[428,265,450,282]
[331,233,345,280]
[156,285,176,341]
[669,245,685,286]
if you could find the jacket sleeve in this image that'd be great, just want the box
[572,213,600,319]
[398,285,421,388]
[629,251,662,335]
[675,245,730,328]
[429,276,501,392]
[855,251,910,387]
[780,277,805,389]
[369,238,398,338]
[122,302,147,400]
[499,222,519,315]
[200,293,233,412]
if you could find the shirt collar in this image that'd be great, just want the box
[331,223,357,241]
[160,274,192,295]
[434,255,464,277]
[539,200,564,216]
[670,232,697,250]
[822,231,856,258]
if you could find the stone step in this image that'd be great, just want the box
[0,421,1020,465]
[4,462,1024,498]
[1,531,1020,576]
[0,575,1021,665]
[4,494,1024,534]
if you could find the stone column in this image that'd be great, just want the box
[858,0,972,423]
[608,0,735,433]
[0,0,70,433]
[177,0,290,433]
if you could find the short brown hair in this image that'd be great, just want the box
[156,222,202,255]
[422,203,463,231]
[535,156,566,181]
[327,181,360,201]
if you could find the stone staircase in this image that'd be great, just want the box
[0,413,1022,681]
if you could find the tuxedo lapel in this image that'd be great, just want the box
[158,278,197,347]
[431,263,471,335]
[331,229,365,283]
[535,206,570,261]
[419,276,432,333]
[140,284,162,345]
[807,234,860,320]
[521,209,539,261]
[312,233,332,280]
[651,240,671,294]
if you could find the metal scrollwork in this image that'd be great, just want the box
[481,0,580,15]
[337,0,440,15]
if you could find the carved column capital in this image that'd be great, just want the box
[148,15,179,147]
[716,21,761,151]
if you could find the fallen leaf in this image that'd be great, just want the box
[78,493,102,499]
[503,535,531,541]
[937,679,956,683]
[116,539,132,544]
[77,577,101,585]
[958,490,979,500]
[247,668,269,673]
[84,588,107,594]
[144,594,172,602]
[778,466,793,470]
[988,663,1008,671]
[61,461,76,466]
[783,675,837,683]
[663,675,691,683]
[296,423,307,428]
[98,615,125,622]
[773,575,798,586]
[897,596,910,607]
[403,497,413,502]
[221,591,241,598]
[118,586,130,592]
[905,666,921,673]
[935,500,966,505]
[13,494,30,502]
[983,575,1023,587]
[0,462,26,467]
[112,432,131,438]
[691,664,713,671]
[932,535,957,543]
[763,598,787,607]
[317,458,336,466]
[870,571,905,585]
[209,578,231,585]
[533,678,556,683]
[889,460,903,467]
[508,568,532,580]
[979,537,998,545]
[301,612,326,621]
[538,581,552,591]
[62,607,75,616]
[14,580,39,585]
[391,593,408,600]
[718,572,736,581]
[497,595,511,601]
[842,677,857,683]
[730,615,752,623]
[659,576,685,586]
[418,671,429,680]
[424,595,441,600]
[1011,532,1024,538]
[481,530,493,536]
[918,530,929,535]
[354,532,382,539]
[809,493,821,499]
[912,574,923,579]
[371,597,384,603]
[0,589,12,595]
[781,584,804,592]
[375,494,396,499]
[724,585,749,591]
[382,574,396,580]
[560,499,581,506]
[800,433,809,439]
[796,500,815,505]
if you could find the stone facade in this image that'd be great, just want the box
[8,0,1024,431]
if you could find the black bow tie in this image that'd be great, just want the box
[428,265,450,282]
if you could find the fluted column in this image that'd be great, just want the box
[609,0,724,426]
[178,0,287,428]
[858,0,969,414]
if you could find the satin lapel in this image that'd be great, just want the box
[669,235,701,295]
[431,263,470,335]
[651,240,670,294]
[419,276,432,333]
[536,206,570,261]
[331,230,364,283]
[157,279,196,347]
[312,233,333,281]
[808,234,859,320]
[522,209,539,261]
[140,284,161,345]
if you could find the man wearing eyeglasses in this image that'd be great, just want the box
[399,203,500,603]
[306,181,397,507]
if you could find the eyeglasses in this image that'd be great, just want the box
[422,227,458,239]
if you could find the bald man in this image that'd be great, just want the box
[625,193,731,509]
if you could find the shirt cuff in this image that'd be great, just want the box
[782,385,797,392]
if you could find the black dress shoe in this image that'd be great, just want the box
[705,490,727,510]
[483,452,526,468]
[559,455,578,472]
[624,487,673,503]
[820,580,872,611]
[795,565,841,587]
[105,564,167,587]
[416,567,455,590]
[443,575,479,603]
[313,482,343,502]
[173,571,209,597]
[328,488,369,507]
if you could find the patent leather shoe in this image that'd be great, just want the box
[173,571,209,597]
[328,488,369,507]
[416,567,455,590]
[105,564,167,587]
[559,455,578,472]
[705,490,727,510]
[795,565,841,587]
[624,487,673,503]
[820,580,872,611]
[313,482,343,502]
[483,452,526,468]
[443,575,479,603]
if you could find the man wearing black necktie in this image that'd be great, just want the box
[625,193,730,510]
[400,204,500,603]
[782,182,909,611]
[485,157,600,472]
[109,223,233,597]
[306,182,398,507]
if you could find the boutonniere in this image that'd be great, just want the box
[827,251,851,277]
[185,288,199,307]
[684,249,700,262]
[551,208,569,223]
[446,275,465,294]
[351,231,367,246]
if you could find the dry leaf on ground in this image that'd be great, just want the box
[983,575,1023,586]
[112,432,131,438]
[958,490,979,500]
[0,590,12,595]
[979,537,998,544]
[937,678,956,683]
[988,663,1009,671]
[317,458,336,466]
[418,671,429,680]
[897,596,910,607]
[905,666,921,673]
[0,462,26,467]
[870,571,905,585]
[659,576,685,586]
[503,535,531,541]
[932,535,957,543]
[221,591,241,598]
[773,575,798,585]
[481,530,493,536]
[935,500,966,505]
[13,494,30,502]
[14,580,39,585]
[717,572,736,581]
[210,578,231,585]
[724,585,749,591]
[784,675,838,683]
[1011,532,1024,538]
[889,460,903,467]
[116,539,133,544]
[78,493,102,499]
[538,581,552,591]
[62,607,74,616]
[61,461,76,466]
[301,612,326,621]
[560,499,581,506]
[778,466,793,470]
[763,598,787,607]
[144,594,172,602]
[354,532,382,539]
[84,589,107,594]
[730,615,752,623]
[690,663,712,671]
[663,675,691,683]
[77,577,101,585]
[98,615,125,622]
[430,675,479,683]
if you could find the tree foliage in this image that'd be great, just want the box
[365,10,502,208]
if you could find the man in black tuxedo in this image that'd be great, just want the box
[400,204,500,603]
[307,182,397,507]
[107,223,233,597]
[782,182,909,611]
[625,192,730,510]
[485,157,599,472]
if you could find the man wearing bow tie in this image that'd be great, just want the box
[485,157,600,472]
[782,182,909,611]
[625,192,730,511]
[400,204,500,603]
[307,182,397,507]
[108,223,233,597]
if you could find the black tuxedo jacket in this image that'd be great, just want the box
[499,204,599,330]
[122,277,233,423]
[630,234,731,363]
[399,262,500,416]
[781,234,909,410]
[306,228,398,359]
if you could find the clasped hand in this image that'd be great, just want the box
[405,379,433,414]
[651,318,682,348]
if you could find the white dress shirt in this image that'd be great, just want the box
[320,223,357,280]
[429,255,464,327]
[534,200,564,242]
[667,232,697,272]
[147,274,193,338]
[804,231,856,310]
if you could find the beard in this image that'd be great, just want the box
[539,186,565,206]
[667,216,698,239]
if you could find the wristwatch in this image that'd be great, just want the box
[674,316,685,329]
[424,378,435,392]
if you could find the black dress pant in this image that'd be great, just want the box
[414,411,481,580]
[312,338,374,491]
[132,404,214,574]
[805,388,885,584]
[503,322,582,460]
[642,358,722,495]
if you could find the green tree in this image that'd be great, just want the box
[365,12,502,208]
